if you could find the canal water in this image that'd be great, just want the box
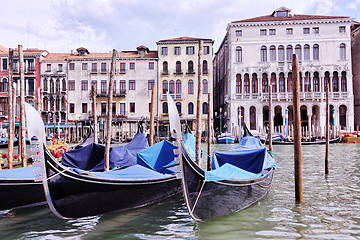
[1,143,360,239]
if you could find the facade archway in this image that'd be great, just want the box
[339,105,347,129]
[300,105,308,127]
[274,106,283,129]
[263,106,269,129]
[250,106,256,130]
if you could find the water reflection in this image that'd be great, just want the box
[0,143,360,239]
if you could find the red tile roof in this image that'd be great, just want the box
[158,36,213,43]
[119,50,158,59]
[0,45,8,54]
[43,53,72,62]
[232,14,350,23]
[67,52,113,60]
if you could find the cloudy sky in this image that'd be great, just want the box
[0,0,359,53]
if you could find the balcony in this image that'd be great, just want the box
[94,89,126,97]
[161,93,182,100]
[174,71,183,76]
[186,71,195,75]
[202,69,208,75]
[91,69,98,74]
[161,71,169,76]
[101,69,107,74]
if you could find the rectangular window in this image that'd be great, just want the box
[101,102,106,115]
[129,62,135,70]
[92,63,97,72]
[129,80,135,90]
[120,103,125,115]
[101,80,107,94]
[339,26,346,33]
[46,64,51,72]
[235,30,242,36]
[101,62,106,72]
[82,103,87,113]
[70,103,75,113]
[149,62,154,69]
[174,46,181,55]
[69,80,75,91]
[269,29,276,35]
[58,64,63,72]
[82,63,88,70]
[286,28,293,35]
[112,102,116,114]
[130,102,135,113]
[120,80,126,94]
[148,80,154,90]
[91,80,97,90]
[120,62,125,73]
[303,28,310,34]
[69,62,75,70]
[2,58,8,71]
[260,29,266,36]
[161,47,168,55]
[186,46,194,55]
[313,27,319,34]
[203,46,210,55]
[81,80,88,91]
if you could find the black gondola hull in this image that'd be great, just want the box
[44,146,181,218]
[180,144,274,220]
[0,179,46,210]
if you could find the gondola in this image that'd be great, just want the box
[175,121,276,220]
[0,104,94,212]
[216,133,236,143]
[268,135,341,145]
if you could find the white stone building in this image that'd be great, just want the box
[214,7,354,137]
[156,37,214,135]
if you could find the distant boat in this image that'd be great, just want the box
[176,125,276,220]
[216,133,236,143]
[265,133,341,145]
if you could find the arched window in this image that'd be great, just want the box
[260,46,267,62]
[169,80,175,93]
[202,102,208,114]
[236,46,242,62]
[278,45,285,61]
[176,80,181,94]
[188,102,194,115]
[250,106,256,130]
[176,102,181,113]
[50,97,54,111]
[304,44,310,60]
[203,60,208,74]
[188,80,194,94]
[62,78,66,91]
[163,61,168,74]
[313,44,319,60]
[295,45,302,60]
[340,43,346,60]
[50,79,54,93]
[43,78,48,92]
[56,79,60,93]
[163,102,168,114]
[43,97,48,111]
[176,61,181,73]
[202,79,208,94]
[341,71,347,92]
[324,71,330,89]
[279,72,285,92]
[286,45,293,61]
[236,74,242,93]
[162,80,168,94]
[270,45,276,61]
[270,73,276,92]
[188,61,194,73]
[287,72,292,92]
[252,73,258,93]
[262,73,268,93]
[339,105,347,129]
[313,72,320,92]
[244,74,250,93]
[304,72,311,92]
[332,71,339,92]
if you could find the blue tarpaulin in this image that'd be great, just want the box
[62,133,149,171]
[207,136,276,181]
[0,166,41,179]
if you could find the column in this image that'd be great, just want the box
[308,114,312,140]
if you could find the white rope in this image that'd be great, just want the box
[190,180,206,214]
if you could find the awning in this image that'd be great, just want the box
[2,122,26,127]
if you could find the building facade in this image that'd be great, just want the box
[214,7,355,137]
[157,37,214,135]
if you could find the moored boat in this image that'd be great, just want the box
[216,133,236,143]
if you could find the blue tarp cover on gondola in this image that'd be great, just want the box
[208,136,276,181]
[0,166,41,179]
[62,133,149,171]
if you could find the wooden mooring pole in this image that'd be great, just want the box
[292,54,303,203]
[7,48,14,169]
[149,83,156,146]
[104,49,117,172]
[269,85,273,152]
[92,85,98,144]
[195,40,203,165]
[325,84,330,175]
[207,93,211,171]
[19,45,27,166]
